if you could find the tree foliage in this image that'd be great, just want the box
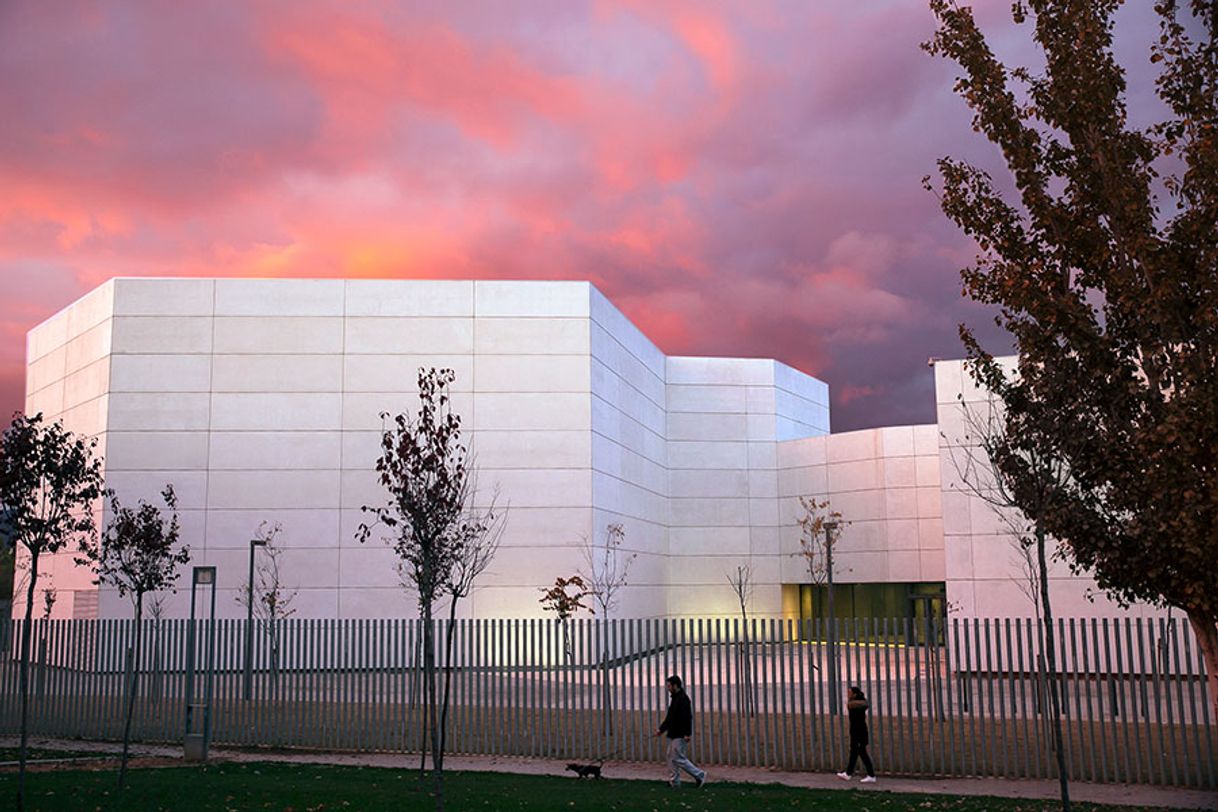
[80,484,187,789]
[925,0,1218,719]
[82,485,188,606]
[539,575,591,621]
[539,575,590,664]
[0,412,105,811]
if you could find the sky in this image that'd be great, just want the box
[0,1,1168,431]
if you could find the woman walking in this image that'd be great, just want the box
[836,686,877,783]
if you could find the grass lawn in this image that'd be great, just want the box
[0,763,1185,812]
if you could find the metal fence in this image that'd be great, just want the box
[0,615,1212,788]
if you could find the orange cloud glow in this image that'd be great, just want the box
[6,0,1162,429]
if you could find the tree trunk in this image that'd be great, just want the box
[269,620,280,692]
[438,600,460,770]
[151,621,164,706]
[423,609,444,812]
[16,549,40,812]
[1036,529,1070,812]
[414,624,427,775]
[1185,608,1218,725]
[119,594,143,788]
[599,618,613,737]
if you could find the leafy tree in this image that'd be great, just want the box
[924,0,1218,722]
[79,485,188,789]
[539,575,591,663]
[0,412,105,811]
[357,368,499,812]
[235,522,298,691]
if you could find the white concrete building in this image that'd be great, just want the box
[18,278,1162,623]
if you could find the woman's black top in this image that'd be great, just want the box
[847,698,869,744]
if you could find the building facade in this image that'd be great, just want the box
[17,278,1162,624]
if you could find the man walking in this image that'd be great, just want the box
[654,675,707,788]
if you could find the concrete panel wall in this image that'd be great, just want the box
[19,281,117,620]
[588,289,668,618]
[22,279,1159,627]
[666,357,830,617]
[777,425,943,601]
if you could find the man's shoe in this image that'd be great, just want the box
[860,776,877,784]
[836,772,851,781]
[695,773,707,788]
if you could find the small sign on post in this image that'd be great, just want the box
[184,565,217,761]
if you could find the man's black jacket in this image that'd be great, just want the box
[659,690,693,739]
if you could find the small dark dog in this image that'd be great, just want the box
[565,762,603,779]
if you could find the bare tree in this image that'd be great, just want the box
[944,392,1072,806]
[357,368,499,812]
[726,565,757,716]
[580,523,636,619]
[78,484,188,789]
[579,523,637,736]
[0,412,105,812]
[235,522,298,690]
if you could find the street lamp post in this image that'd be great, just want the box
[185,565,217,761]
[243,538,267,702]
[824,521,840,714]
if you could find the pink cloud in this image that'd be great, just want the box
[0,1,1168,430]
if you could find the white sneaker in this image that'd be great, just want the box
[836,772,851,781]
[860,775,877,783]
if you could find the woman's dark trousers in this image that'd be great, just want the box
[846,741,874,777]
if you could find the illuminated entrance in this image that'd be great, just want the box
[795,581,946,644]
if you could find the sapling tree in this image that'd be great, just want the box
[794,497,847,710]
[235,522,298,690]
[0,412,104,812]
[436,482,503,769]
[726,564,757,716]
[945,394,1073,807]
[579,522,637,735]
[539,575,591,664]
[357,367,496,812]
[580,523,636,621]
[794,497,844,593]
[147,591,169,705]
[78,484,188,789]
